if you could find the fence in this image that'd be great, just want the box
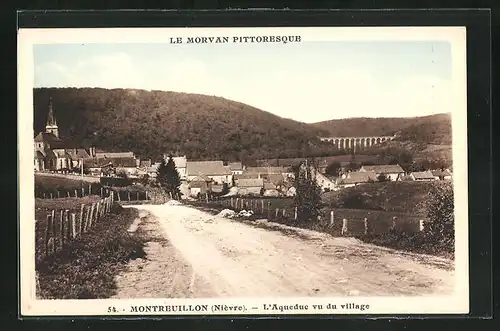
[36,183,152,202]
[199,196,427,236]
[37,194,115,262]
[35,171,101,183]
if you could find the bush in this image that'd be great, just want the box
[100,176,133,187]
[423,181,454,252]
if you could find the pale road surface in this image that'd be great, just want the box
[112,203,455,299]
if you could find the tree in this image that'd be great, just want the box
[156,156,182,199]
[424,182,454,252]
[377,174,389,182]
[222,182,230,196]
[325,161,341,177]
[293,162,323,223]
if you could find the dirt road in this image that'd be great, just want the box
[112,203,455,298]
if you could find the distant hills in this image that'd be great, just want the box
[33,88,335,162]
[33,88,452,165]
[310,113,451,140]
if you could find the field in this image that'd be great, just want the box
[35,196,104,264]
[322,181,445,215]
[36,202,145,299]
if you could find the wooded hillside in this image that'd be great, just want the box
[34,88,335,162]
[310,113,451,139]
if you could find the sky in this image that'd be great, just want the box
[34,41,453,123]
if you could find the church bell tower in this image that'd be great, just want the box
[45,97,59,138]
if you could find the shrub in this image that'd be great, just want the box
[423,181,454,253]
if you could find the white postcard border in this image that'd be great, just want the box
[18,26,468,316]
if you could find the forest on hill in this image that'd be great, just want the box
[34,88,340,162]
[310,113,452,138]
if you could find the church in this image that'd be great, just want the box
[34,97,140,176]
[34,97,92,172]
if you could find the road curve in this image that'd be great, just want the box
[113,203,455,298]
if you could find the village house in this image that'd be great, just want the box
[186,161,233,185]
[337,171,377,188]
[409,170,437,181]
[244,166,294,180]
[263,181,280,197]
[358,164,405,181]
[67,148,91,168]
[237,178,264,196]
[228,161,244,175]
[431,169,453,180]
[188,175,213,197]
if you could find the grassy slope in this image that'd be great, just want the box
[34,87,334,162]
[36,204,144,299]
[322,181,444,216]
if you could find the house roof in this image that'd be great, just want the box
[235,174,260,180]
[228,162,243,171]
[140,159,152,167]
[95,151,135,159]
[238,178,264,188]
[66,148,91,159]
[85,157,137,168]
[189,181,208,189]
[412,170,436,180]
[187,161,231,176]
[268,173,285,185]
[431,169,452,177]
[360,164,405,174]
[191,174,212,182]
[51,149,71,158]
[341,171,377,185]
[263,182,277,190]
[244,166,289,174]
[172,156,187,168]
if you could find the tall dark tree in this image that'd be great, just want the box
[156,156,182,199]
[293,161,323,223]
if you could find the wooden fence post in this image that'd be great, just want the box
[50,192,53,199]
[261,200,264,214]
[45,214,52,257]
[70,213,76,239]
[67,191,70,198]
[117,191,121,202]
[96,201,101,221]
[100,187,103,197]
[205,193,208,203]
[282,209,286,217]
[74,189,78,197]
[275,208,279,218]
[391,217,397,230]
[57,190,60,198]
[136,192,139,201]
[364,218,369,235]
[341,218,348,235]
[79,204,84,234]
[52,211,58,254]
[330,210,334,226]
[128,191,131,201]
[63,210,69,246]
[145,191,148,200]
[88,203,95,229]
[88,184,92,195]
[295,207,298,220]
[84,205,90,232]
[58,210,64,250]
[81,187,84,197]
[419,220,425,232]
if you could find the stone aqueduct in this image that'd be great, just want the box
[319,135,396,151]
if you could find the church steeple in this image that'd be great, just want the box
[45,97,59,138]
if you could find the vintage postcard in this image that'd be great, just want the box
[18,26,468,317]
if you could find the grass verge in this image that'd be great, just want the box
[36,203,146,299]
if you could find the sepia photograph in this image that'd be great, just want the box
[18,26,468,316]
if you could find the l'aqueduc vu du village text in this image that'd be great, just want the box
[32,87,455,307]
